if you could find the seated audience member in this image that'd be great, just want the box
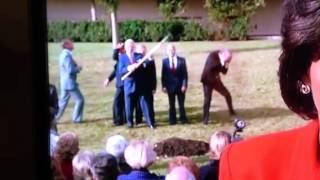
[72,151,95,180]
[219,1,320,179]
[166,166,196,180]
[117,141,164,180]
[167,156,200,180]
[53,132,80,180]
[200,131,231,180]
[105,135,131,174]
[91,152,119,180]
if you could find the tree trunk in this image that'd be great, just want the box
[110,11,118,49]
[90,0,96,21]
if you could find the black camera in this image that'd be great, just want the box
[232,118,246,142]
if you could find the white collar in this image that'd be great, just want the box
[63,48,73,55]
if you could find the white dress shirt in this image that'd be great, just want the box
[169,56,178,69]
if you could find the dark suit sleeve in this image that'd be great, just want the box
[161,59,165,89]
[107,63,117,82]
[151,60,157,91]
[221,63,229,75]
[119,55,129,76]
[112,48,120,61]
[182,58,188,88]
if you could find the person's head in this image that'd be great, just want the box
[54,132,79,162]
[136,44,147,56]
[167,156,200,180]
[124,39,135,54]
[166,44,176,58]
[165,166,196,180]
[72,151,94,180]
[105,135,128,160]
[124,140,157,170]
[218,49,232,63]
[279,0,320,120]
[209,131,231,160]
[91,152,119,180]
[62,39,74,51]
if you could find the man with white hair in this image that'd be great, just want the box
[105,135,132,174]
[118,39,156,129]
[166,166,196,180]
[200,49,236,125]
[161,44,188,125]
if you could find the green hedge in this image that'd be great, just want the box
[48,20,209,42]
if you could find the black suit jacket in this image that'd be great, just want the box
[161,56,188,94]
[201,51,228,85]
[200,160,219,180]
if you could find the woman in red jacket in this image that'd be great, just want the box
[219,0,320,179]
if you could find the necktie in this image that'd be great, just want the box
[171,57,176,72]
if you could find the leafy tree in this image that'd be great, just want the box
[157,0,185,20]
[98,0,119,47]
[205,0,265,40]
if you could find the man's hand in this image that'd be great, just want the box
[103,79,110,88]
[127,63,139,72]
[78,65,82,71]
[181,86,187,93]
[162,88,167,93]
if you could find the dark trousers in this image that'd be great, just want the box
[113,87,126,125]
[140,92,155,126]
[168,90,187,124]
[203,80,236,124]
[124,92,155,127]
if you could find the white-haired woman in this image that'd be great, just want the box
[105,135,131,174]
[72,151,94,180]
[200,131,231,180]
[117,140,164,180]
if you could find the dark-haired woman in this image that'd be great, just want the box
[219,0,320,179]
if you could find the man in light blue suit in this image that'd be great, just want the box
[55,39,84,123]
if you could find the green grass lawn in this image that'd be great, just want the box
[49,40,305,173]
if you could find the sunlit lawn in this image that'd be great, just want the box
[48,40,305,173]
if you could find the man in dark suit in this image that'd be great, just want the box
[201,49,236,125]
[104,43,127,126]
[136,44,157,128]
[118,39,155,129]
[161,44,188,125]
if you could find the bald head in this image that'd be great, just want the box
[166,44,176,58]
[125,39,135,54]
[218,49,232,63]
[136,44,147,56]
[62,39,74,51]
[166,166,196,180]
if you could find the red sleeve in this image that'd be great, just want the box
[219,144,233,180]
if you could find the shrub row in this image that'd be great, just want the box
[48,20,210,42]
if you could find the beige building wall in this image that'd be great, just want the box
[47,0,282,36]
[248,0,283,36]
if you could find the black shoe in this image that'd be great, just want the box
[169,121,177,125]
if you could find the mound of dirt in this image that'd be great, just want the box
[154,137,209,157]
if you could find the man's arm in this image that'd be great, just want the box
[64,55,81,75]
[112,48,120,61]
[107,63,117,82]
[182,58,188,88]
[150,60,157,91]
[221,62,229,75]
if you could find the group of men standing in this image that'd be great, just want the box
[104,39,188,129]
[54,38,238,129]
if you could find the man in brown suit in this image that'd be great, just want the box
[201,49,236,125]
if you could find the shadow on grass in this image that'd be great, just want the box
[155,106,292,126]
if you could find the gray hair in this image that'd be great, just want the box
[105,135,128,159]
[166,166,196,180]
[72,151,94,180]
